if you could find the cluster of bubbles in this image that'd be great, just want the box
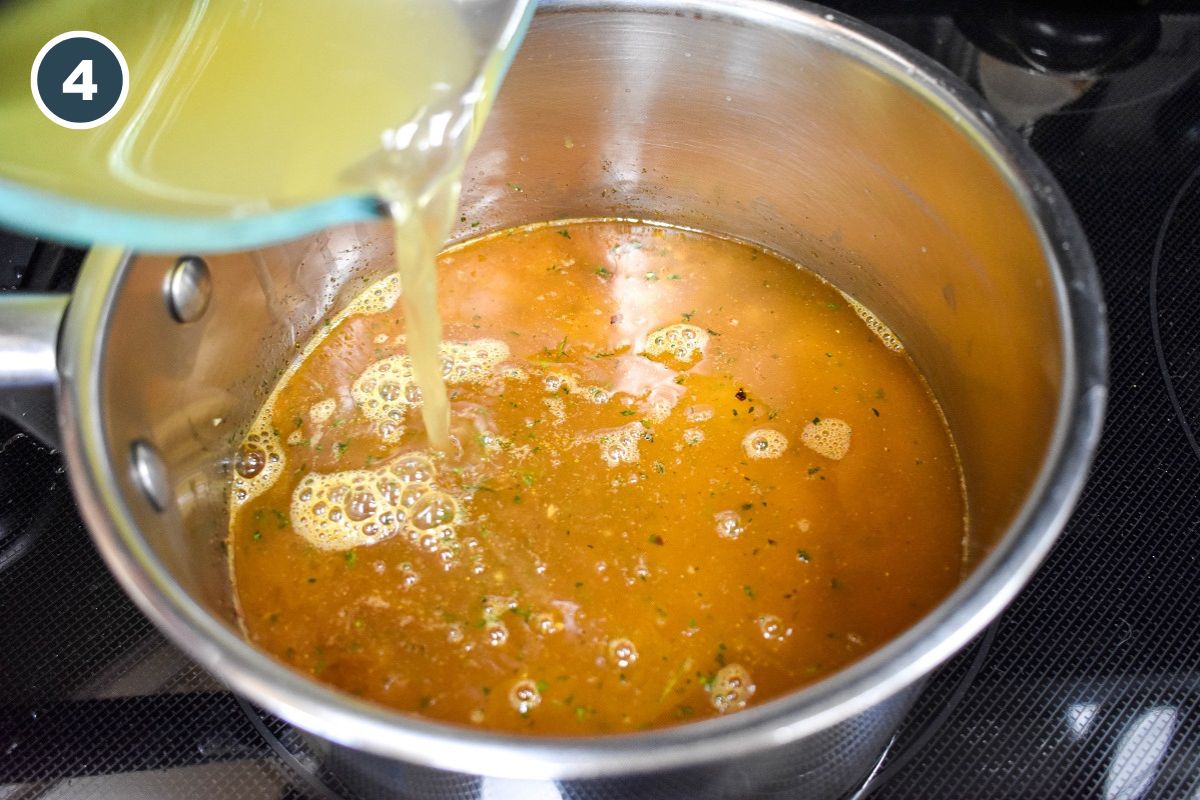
[351,339,510,424]
[288,452,460,553]
[543,395,567,422]
[542,371,580,395]
[714,509,745,540]
[644,397,675,424]
[607,637,639,668]
[398,561,420,588]
[531,610,564,635]
[485,622,509,646]
[478,595,514,647]
[642,323,709,363]
[586,422,647,467]
[757,613,792,642]
[229,276,403,511]
[709,664,756,714]
[457,319,717,470]
[472,596,572,650]
[742,428,788,459]
[508,679,542,714]
[543,370,611,405]
[232,417,284,507]
[343,273,402,317]
[801,417,852,461]
[502,366,529,382]
[308,398,337,424]
[481,594,517,622]
[842,293,904,352]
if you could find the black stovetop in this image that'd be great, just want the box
[3,3,1200,798]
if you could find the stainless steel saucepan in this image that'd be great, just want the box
[0,1,1106,797]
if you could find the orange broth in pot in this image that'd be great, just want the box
[228,220,965,735]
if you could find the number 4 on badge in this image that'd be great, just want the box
[62,60,99,101]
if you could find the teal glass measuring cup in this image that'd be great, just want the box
[0,0,536,253]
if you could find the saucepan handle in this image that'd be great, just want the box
[0,292,69,447]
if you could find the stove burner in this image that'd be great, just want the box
[956,2,1160,78]
[1150,160,1200,465]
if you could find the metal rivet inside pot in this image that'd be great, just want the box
[130,440,171,512]
[164,256,212,323]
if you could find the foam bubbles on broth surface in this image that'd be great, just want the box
[584,422,646,467]
[607,638,639,669]
[509,679,542,714]
[709,664,756,714]
[714,509,745,540]
[642,323,709,363]
[352,339,509,425]
[232,416,284,507]
[228,220,967,737]
[842,293,904,352]
[346,274,402,317]
[757,614,791,642]
[308,398,337,424]
[801,417,852,460]
[230,273,409,512]
[742,428,787,459]
[289,452,458,552]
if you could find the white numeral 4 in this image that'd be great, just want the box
[63,59,98,101]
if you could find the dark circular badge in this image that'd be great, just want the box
[31,31,129,129]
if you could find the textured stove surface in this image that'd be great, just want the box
[2,4,1200,799]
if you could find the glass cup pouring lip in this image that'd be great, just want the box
[0,0,538,254]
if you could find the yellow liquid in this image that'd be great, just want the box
[0,0,477,215]
[0,0,487,444]
[395,210,456,450]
